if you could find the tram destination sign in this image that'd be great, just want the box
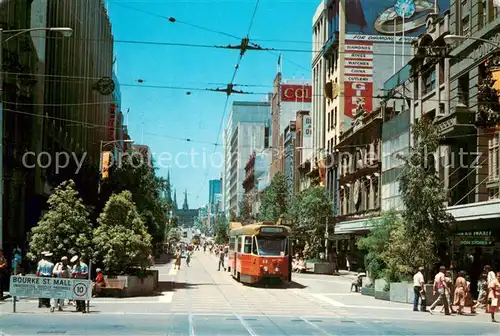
[9,275,92,300]
[260,227,285,233]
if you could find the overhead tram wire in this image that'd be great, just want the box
[194,0,262,202]
[3,105,495,150]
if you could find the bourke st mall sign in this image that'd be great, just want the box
[281,85,312,103]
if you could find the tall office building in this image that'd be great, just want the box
[222,101,271,216]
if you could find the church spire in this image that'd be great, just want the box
[173,188,178,210]
[182,189,189,210]
[165,169,172,202]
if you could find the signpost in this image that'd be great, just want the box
[9,275,92,312]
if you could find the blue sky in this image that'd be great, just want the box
[107,0,316,208]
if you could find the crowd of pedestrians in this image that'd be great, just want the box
[412,265,500,322]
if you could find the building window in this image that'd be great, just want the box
[489,134,499,181]
[479,0,486,29]
[423,70,436,94]
[458,74,469,106]
[489,187,499,200]
[461,15,470,36]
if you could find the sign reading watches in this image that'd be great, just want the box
[281,85,312,103]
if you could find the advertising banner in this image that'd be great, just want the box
[101,151,111,179]
[344,82,374,118]
[344,41,374,118]
[281,85,312,103]
[108,104,116,140]
[9,276,92,300]
[344,0,449,42]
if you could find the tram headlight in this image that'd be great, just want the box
[263,266,268,272]
[275,267,279,272]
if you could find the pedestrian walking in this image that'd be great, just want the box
[51,256,71,312]
[0,248,7,300]
[453,270,467,315]
[174,250,181,270]
[487,271,500,322]
[475,273,488,310]
[186,251,191,267]
[37,252,54,308]
[428,266,451,315]
[217,248,225,271]
[70,255,88,313]
[412,266,427,312]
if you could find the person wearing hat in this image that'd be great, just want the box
[92,268,106,297]
[70,255,88,313]
[36,251,54,308]
[51,256,71,312]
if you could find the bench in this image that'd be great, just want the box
[98,279,126,297]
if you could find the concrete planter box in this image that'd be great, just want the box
[149,269,159,291]
[389,282,413,304]
[309,262,334,274]
[360,287,374,296]
[105,274,156,297]
[374,279,389,301]
[375,290,390,300]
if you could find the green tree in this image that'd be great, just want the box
[289,187,333,258]
[27,180,92,261]
[381,221,437,282]
[398,118,454,251]
[259,172,289,222]
[357,212,398,280]
[93,190,153,275]
[101,150,172,246]
[238,195,254,224]
[214,213,229,244]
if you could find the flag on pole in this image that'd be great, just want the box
[277,53,282,73]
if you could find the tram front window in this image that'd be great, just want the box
[256,236,287,256]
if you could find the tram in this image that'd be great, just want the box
[228,221,291,284]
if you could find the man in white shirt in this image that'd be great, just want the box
[485,265,496,286]
[428,265,451,315]
[413,266,426,312]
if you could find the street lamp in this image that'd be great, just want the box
[0,27,72,249]
[443,34,500,49]
[98,139,134,193]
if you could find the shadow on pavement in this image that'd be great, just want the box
[245,281,307,289]
[157,281,221,292]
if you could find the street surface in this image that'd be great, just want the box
[1,251,499,335]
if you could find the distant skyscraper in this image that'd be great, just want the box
[208,179,222,205]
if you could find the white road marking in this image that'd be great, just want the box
[300,317,333,336]
[311,294,346,307]
[158,292,173,303]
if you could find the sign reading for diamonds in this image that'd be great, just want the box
[9,276,92,300]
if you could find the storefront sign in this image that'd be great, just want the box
[281,85,312,103]
[456,231,494,246]
[9,276,92,300]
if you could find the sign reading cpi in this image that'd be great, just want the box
[9,275,92,300]
[281,85,312,103]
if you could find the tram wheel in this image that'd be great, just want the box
[237,272,241,282]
